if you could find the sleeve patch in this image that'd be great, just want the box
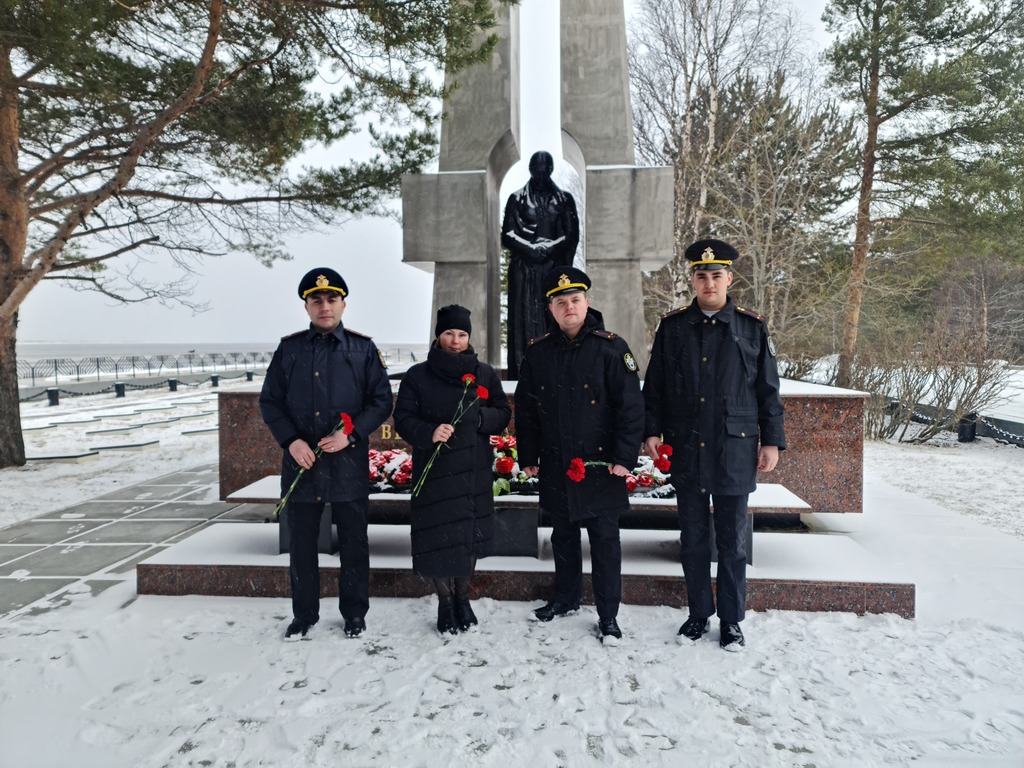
[767,336,777,357]
[377,349,389,369]
[624,352,638,372]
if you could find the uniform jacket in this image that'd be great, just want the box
[260,323,393,503]
[643,296,786,496]
[514,309,645,521]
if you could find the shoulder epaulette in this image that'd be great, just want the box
[592,329,617,340]
[528,332,551,346]
[281,329,306,341]
[661,305,688,320]
[735,306,766,323]
[344,327,372,339]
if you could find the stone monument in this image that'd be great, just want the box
[402,0,672,374]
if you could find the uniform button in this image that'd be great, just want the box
[740,432,746,437]
[598,447,603,452]
[702,357,707,362]
[591,399,596,405]
[315,411,320,417]
[583,384,589,389]
[700,488,706,494]
[700,442,705,447]
[316,496,322,502]
[700,397,705,403]
[711,319,716,325]
[703,319,708,324]
[314,371,320,377]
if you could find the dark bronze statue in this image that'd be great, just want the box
[501,151,580,378]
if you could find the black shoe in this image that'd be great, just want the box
[720,622,745,651]
[598,617,622,644]
[437,595,459,635]
[343,617,366,638]
[532,601,580,622]
[454,597,478,631]
[677,615,710,642]
[285,618,315,639]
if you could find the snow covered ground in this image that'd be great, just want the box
[1,384,1023,767]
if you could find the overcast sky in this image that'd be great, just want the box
[17,0,828,348]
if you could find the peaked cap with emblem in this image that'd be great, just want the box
[685,239,739,271]
[298,267,348,300]
[543,266,591,298]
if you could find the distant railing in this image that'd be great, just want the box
[17,347,421,386]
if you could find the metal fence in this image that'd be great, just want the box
[17,352,275,386]
[17,346,422,387]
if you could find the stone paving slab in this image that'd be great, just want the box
[39,501,158,520]
[0,544,45,565]
[0,578,78,614]
[0,519,107,545]
[110,546,169,575]
[158,468,219,484]
[0,544,148,577]
[92,484,208,502]
[64,519,204,545]
[128,501,238,519]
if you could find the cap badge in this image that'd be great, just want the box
[315,275,330,289]
[701,247,715,261]
[557,274,570,288]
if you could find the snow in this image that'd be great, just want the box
[1,384,1024,766]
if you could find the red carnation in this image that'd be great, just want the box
[461,373,476,385]
[566,457,586,483]
[495,456,515,476]
[476,384,489,400]
[657,443,673,458]
[626,475,638,492]
[637,473,655,488]
[340,412,354,435]
[400,458,413,473]
[654,456,671,473]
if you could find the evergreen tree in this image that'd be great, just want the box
[0,0,512,468]
[824,0,1024,386]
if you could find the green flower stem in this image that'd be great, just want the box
[273,414,351,520]
[411,381,481,498]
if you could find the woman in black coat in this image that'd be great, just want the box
[393,305,511,635]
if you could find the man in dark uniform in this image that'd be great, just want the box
[642,239,785,651]
[514,266,644,644]
[260,268,393,639]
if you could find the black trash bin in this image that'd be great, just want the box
[957,413,977,442]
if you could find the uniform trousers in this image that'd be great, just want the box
[677,487,749,623]
[549,507,622,619]
[288,499,369,624]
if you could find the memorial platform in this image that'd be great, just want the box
[136,520,915,618]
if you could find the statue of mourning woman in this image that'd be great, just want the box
[501,151,580,379]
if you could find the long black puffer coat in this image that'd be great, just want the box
[393,345,511,578]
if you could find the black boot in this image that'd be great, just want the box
[454,597,478,631]
[437,595,459,635]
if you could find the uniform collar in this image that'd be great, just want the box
[687,296,735,323]
[306,321,346,343]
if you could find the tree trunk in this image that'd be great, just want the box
[1,46,27,467]
[836,6,883,389]
[0,314,25,467]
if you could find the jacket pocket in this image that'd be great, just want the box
[724,411,758,440]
